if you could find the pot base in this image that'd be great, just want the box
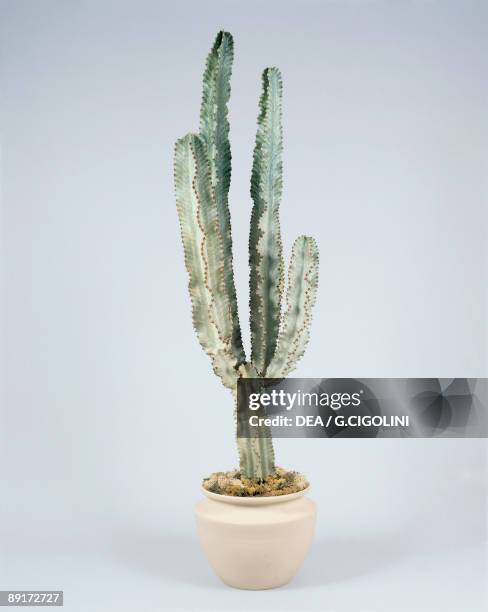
[195,487,316,590]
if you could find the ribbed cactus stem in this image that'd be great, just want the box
[234,363,275,479]
[267,236,320,379]
[249,67,284,376]
[200,31,245,366]
[237,436,275,480]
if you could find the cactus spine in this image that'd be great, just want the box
[174,32,319,479]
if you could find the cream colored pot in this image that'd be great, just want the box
[195,486,316,590]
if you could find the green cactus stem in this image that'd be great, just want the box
[199,31,245,365]
[249,67,285,377]
[267,236,320,379]
[174,132,238,390]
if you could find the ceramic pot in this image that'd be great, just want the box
[195,486,316,590]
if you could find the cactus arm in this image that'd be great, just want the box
[249,67,285,375]
[199,31,245,365]
[174,132,238,389]
[266,236,319,379]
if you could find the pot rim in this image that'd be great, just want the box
[201,485,311,506]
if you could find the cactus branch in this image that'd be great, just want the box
[200,31,245,365]
[174,133,238,389]
[249,68,285,376]
[267,236,319,379]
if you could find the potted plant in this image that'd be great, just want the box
[173,31,320,590]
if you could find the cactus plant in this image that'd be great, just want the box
[174,31,319,480]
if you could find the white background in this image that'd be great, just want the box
[1,1,487,610]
